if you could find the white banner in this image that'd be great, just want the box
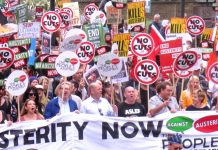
[0,111,218,150]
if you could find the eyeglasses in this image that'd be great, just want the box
[28,93,36,97]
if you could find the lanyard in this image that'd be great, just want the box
[157,95,171,111]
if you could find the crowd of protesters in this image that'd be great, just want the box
[0,9,217,126]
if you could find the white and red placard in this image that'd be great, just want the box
[41,11,61,32]
[59,11,71,29]
[134,59,160,85]
[208,62,218,84]
[90,11,106,26]
[130,33,155,57]
[186,16,205,35]
[61,7,73,18]
[174,50,198,71]
[60,35,82,52]
[64,28,87,42]
[76,41,95,64]
[0,0,10,15]
[55,51,80,77]
[5,70,29,96]
[84,3,99,20]
[0,48,14,70]
[173,59,192,79]
[159,39,183,73]
[97,53,122,77]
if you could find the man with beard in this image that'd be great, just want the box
[118,86,146,117]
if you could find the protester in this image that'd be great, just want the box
[80,82,115,116]
[35,84,49,111]
[69,81,82,109]
[118,21,129,33]
[0,86,11,121]
[22,87,44,114]
[69,68,87,100]
[38,76,53,99]
[149,81,179,117]
[118,86,146,117]
[168,134,183,150]
[186,89,210,111]
[29,76,39,87]
[44,82,78,119]
[180,75,207,109]
[20,99,44,121]
[148,14,162,34]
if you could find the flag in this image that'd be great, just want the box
[148,24,165,61]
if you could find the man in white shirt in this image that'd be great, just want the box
[80,82,114,116]
[149,81,179,117]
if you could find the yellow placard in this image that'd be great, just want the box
[56,0,71,8]
[112,33,131,57]
[170,18,186,33]
[201,28,213,42]
[127,2,145,29]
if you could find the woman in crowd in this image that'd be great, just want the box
[0,86,11,121]
[186,89,210,111]
[180,75,207,109]
[20,99,44,121]
[35,84,49,110]
[22,87,44,114]
[29,76,39,87]
[38,76,53,99]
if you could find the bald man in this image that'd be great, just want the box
[118,86,146,117]
[148,14,162,34]
[80,82,114,116]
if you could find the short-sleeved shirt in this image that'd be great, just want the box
[118,102,146,117]
[149,95,179,116]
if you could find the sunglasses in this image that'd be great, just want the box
[28,93,36,97]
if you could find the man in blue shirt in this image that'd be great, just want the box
[44,81,78,119]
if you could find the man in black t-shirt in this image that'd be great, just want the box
[118,86,146,117]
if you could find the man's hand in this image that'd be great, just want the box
[170,109,177,113]
[162,100,170,107]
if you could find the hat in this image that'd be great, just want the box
[35,84,43,90]
[168,133,182,144]
[29,76,38,83]
[200,80,208,90]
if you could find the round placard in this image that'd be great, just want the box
[97,53,122,77]
[76,41,95,64]
[6,70,29,96]
[41,11,61,33]
[130,33,155,57]
[186,16,205,35]
[134,59,160,85]
[55,51,80,77]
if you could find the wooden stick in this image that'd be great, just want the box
[118,83,123,102]
[17,96,20,122]
[180,79,184,110]
[147,84,150,111]
[60,77,67,114]
[46,79,50,100]
[172,73,176,97]
[195,35,197,48]
[110,78,115,105]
